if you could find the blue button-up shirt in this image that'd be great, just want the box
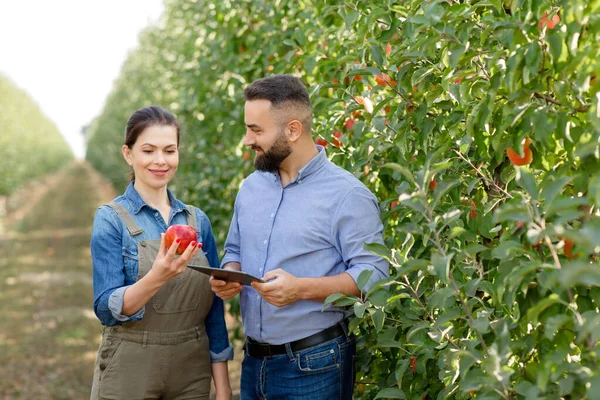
[91,182,233,362]
[222,146,389,344]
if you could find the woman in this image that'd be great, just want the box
[90,106,233,400]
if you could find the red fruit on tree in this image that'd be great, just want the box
[355,96,373,113]
[390,200,398,210]
[410,357,417,373]
[375,73,397,86]
[538,12,560,29]
[165,224,199,255]
[315,137,328,147]
[469,200,477,219]
[332,131,343,148]
[242,150,251,161]
[429,178,438,191]
[386,43,392,55]
[564,239,575,259]
[507,138,533,166]
[345,119,355,131]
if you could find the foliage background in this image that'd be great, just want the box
[85,0,600,398]
[0,74,73,196]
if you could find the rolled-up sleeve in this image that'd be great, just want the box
[334,187,390,291]
[199,211,234,362]
[108,286,145,321]
[91,206,144,325]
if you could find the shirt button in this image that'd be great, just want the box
[270,213,274,218]
[263,240,267,245]
[154,212,159,217]
[256,323,260,328]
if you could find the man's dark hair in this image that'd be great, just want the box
[244,75,312,131]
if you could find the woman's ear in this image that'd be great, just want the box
[286,120,303,143]
[122,145,133,166]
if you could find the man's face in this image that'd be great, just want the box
[244,100,292,172]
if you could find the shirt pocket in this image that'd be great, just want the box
[121,248,138,280]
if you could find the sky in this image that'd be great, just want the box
[0,1,164,159]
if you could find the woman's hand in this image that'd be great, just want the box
[214,387,233,400]
[122,233,202,316]
[149,233,203,284]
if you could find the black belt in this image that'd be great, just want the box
[245,320,348,358]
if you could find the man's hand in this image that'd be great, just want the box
[209,262,243,300]
[251,268,303,307]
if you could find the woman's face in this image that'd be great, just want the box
[122,124,179,191]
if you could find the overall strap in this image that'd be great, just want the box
[185,205,198,231]
[107,202,144,236]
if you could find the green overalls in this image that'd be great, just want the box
[90,203,214,400]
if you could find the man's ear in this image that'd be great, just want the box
[286,120,303,143]
[122,145,133,166]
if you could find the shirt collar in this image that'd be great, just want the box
[264,145,328,185]
[125,181,189,215]
[295,145,328,183]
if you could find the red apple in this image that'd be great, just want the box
[165,224,198,255]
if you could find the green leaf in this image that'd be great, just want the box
[371,45,384,67]
[357,269,375,291]
[377,338,404,348]
[364,242,392,263]
[369,308,385,332]
[462,244,488,254]
[431,253,453,284]
[323,293,346,307]
[559,261,600,288]
[516,167,538,200]
[395,359,410,388]
[544,314,571,340]
[491,240,526,260]
[396,259,429,275]
[547,30,563,62]
[374,387,406,399]
[526,294,560,324]
[382,163,416,185]
[546,196,589,215]
[354,301,366,318]
[344,10,359,29]
[580,310,600,343]
[495,203,530,223]
[323,293,357,309]
[541,176,574,210]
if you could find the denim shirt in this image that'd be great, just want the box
[91,182,233,362]
[222,146,390,344]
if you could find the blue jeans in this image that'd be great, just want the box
[240,334,356,400]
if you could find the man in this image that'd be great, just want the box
[210,74,389,399]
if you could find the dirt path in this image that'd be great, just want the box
[0,161,243,399]
[0,161,115,399]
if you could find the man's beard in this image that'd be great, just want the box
[253,130,292,172]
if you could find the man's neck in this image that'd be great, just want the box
[278,142,319,186]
